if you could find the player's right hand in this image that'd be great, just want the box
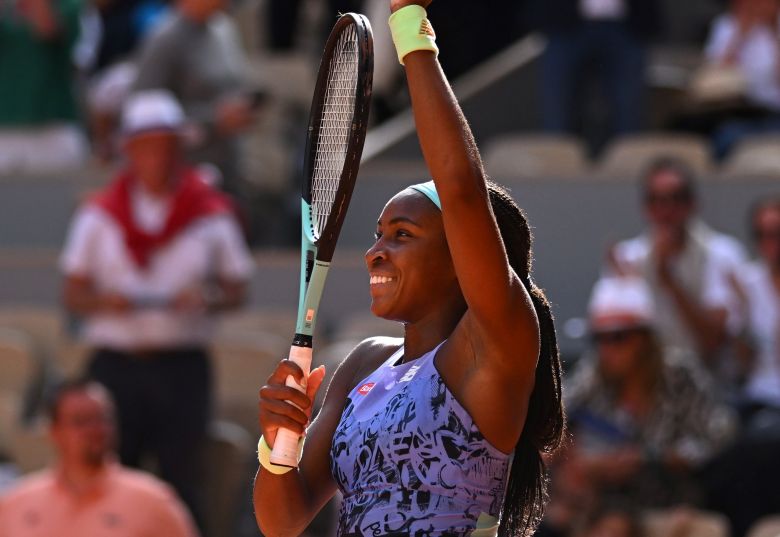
[258,362,326,447]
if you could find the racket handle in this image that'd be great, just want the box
[269,343,313,468]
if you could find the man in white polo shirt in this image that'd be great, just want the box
[59,90,253,528]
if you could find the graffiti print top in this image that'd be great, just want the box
[330,342,511,536]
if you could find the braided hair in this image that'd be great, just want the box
[487,180,566,537]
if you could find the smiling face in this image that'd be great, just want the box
[364,190,463,323]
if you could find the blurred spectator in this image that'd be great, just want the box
[606,158,747,368]
[93,0,169,72]
[265,0,301,51]
[0,379,199,537]
[529,0,661,145]
[59,90,253,528]
[132,0,260,197]
[266,0,365,51]
[0,0,88,174]
[87,59,139,163]
[704,0,780,157]
[427,0,527,80]
[732,196,780,429]
[576,503,644,537]
[559,277,734,510]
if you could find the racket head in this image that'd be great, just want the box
[302,12,373,262]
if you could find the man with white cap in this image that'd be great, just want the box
[59,89,253,527]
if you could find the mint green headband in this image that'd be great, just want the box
[408,180,441,210]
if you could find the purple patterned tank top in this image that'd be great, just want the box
[330,342,511,536]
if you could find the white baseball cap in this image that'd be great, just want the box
[588,276,655,332]
[120,90,185,138]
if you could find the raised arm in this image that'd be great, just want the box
[394,1,539,361]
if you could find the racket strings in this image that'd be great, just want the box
[310,24,360,239]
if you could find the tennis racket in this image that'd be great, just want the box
[270,12,373,467]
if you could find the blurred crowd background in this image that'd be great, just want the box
[2,0,780,536]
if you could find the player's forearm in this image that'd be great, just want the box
[403,53,485,199]
[253,469,319,537]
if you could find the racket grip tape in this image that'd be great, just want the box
[269,343,313,467]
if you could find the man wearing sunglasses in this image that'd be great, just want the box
[607,157,747,369]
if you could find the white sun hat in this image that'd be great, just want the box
[588,276,655,332]
[120,89,185,138]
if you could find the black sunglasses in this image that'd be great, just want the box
[591,328,641,345]
[644,192,691,206]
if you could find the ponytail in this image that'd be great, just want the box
[488,182,565,537]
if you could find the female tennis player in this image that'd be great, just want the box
[253,1,565,535]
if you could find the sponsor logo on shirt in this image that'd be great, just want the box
[357,382,375,396]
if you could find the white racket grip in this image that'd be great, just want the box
[269,345,313,467]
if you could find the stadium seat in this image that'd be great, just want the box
[0,327,37,395]
[643,508,730,537]
[597,133,713,178]
[216,308,297,349]
[8,420,52,474]
[0,327,50,472]
[0,306,62,352]
[211,337,284,435]
[746,516,780,537]
[0,327,40,454]
[482,134,589,179]
[721,135,780,178]
[55,339,91,379]
[203,420,254,537]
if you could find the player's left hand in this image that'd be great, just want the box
[390,0,432,13]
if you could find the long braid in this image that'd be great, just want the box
[487,181,566,537]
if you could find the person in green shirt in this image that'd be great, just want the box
[0,0,87,173]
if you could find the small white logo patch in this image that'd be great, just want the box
[399,365,421,383]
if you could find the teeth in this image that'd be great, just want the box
[370,276,395,285]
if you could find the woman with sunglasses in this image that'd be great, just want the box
[551,277,734,516]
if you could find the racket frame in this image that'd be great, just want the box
[270,12,373,467]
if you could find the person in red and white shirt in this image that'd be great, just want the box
[60,90,253,529]
[0,379,199,537]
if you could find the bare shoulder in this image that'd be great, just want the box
[115,467,181,501]
[326,336,403,399]
[0,470,53,503]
